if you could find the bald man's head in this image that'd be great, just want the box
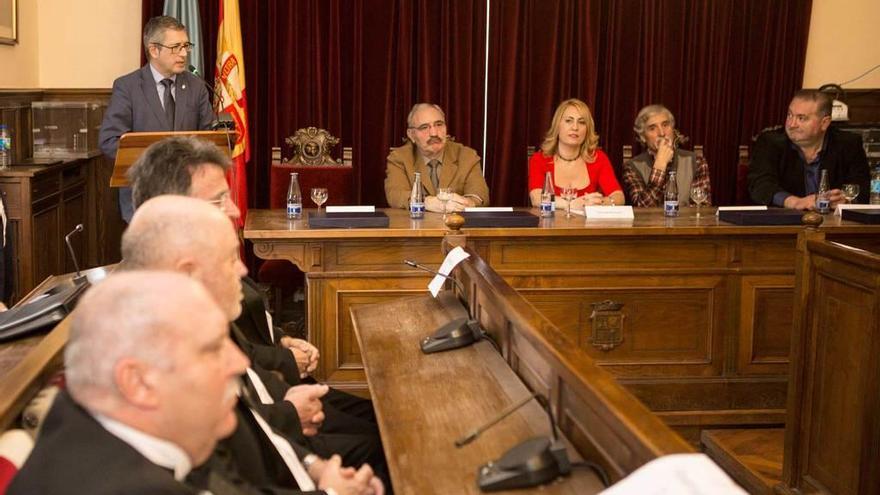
[65,270,248,464]
[121,195,248,319]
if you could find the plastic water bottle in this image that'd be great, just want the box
[540,171,554,217]
[0,124,10,169]
[287,172,302,219]
[664,170,679,217]
[815,169,830,214]
[870,166,880,205]
[410,172,425,219]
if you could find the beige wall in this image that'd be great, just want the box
[0,0,39,88]
[803,0,880,89]
[38,0,142,88]
[0,0,141,89]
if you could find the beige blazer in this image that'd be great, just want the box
[384,141,490,208]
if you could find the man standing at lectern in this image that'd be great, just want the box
[99,15,214,223]
[385,103,490,212]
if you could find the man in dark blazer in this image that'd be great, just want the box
[748,90,869,209]
[8,271,251,494]
[99,15,214,223]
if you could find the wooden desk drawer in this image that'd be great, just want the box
[31,174,60,202]
[61,161,87,187]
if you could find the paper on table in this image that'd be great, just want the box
[716,206,767,216]
[600,453,747,495]
[584,206,634,219]
[325,205,375,213]
[428,246,470,297]
[463,207,514,212]
[835,203,879,216]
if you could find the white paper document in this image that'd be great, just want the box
[463,207,514,212]
[584,206,634,220]
[428,246,470,297]
[716,206,767,215]
[325,205,375,213]
[600,454,747,495]
[835,203,878,216]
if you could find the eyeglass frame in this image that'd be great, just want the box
[408,120,446,133]
[152,42,195,55]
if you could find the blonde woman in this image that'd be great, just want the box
[528,98,624,209]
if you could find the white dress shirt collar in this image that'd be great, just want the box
[93,412,193,481]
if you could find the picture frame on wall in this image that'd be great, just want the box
[0,0,17,45]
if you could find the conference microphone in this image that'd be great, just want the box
[402,259,465,294]
[455,391,573,492]
[187,65,235,132]
[64,224,87,285]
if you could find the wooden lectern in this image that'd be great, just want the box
[109,130,237,187]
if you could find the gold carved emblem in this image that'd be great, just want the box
[284,127,341,166]
[589,300,625,352]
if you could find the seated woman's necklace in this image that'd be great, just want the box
[556,150,580,163]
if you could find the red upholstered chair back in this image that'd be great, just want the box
[268,145,356,208]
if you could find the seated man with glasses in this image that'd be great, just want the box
[99,15,214,223]
[385,103,490,212]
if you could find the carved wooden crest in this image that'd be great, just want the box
[284,127,341,166]
[588,300,625,352]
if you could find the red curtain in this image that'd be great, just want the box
[143,0,812,208]
[592,0,813,205]
[486,0,601,206]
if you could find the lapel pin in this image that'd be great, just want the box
[182,84,187,90]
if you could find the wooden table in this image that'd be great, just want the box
[245,207,880,442]
[351,291,604,494]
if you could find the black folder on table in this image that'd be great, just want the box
[461,210,540,228]
[841,209,880,224]
[717,209,805,226]
[0,281,89,343]
[308,211,390,229]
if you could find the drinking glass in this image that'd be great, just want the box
[842,183,860,204]
[690,185,708,218]
[561,185,576,219]
[311,187,328,212]
[436,187,453,218]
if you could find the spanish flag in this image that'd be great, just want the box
[215,0,249,226]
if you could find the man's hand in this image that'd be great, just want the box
[283,384,329,436]
[425,193,472,213]
[783,194,816,211]
[280,336,319,377]
[317,455,383,495]
[653,138,674,172]
[827,188,845,206]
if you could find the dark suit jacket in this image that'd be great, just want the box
[748,127,870,206]
[99,64,214,160]
[8,391,199,495]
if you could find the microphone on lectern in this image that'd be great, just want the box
[455,391,573,492]
[403,259,479,354]
[187,65,235,132]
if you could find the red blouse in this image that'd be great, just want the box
[528,150,622,197]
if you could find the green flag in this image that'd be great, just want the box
[163,0,204,75]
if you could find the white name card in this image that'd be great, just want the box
[325,205,375,213]
[584,206,634,220]
[835,204,878,216]
[715,206,767,216]
[463,207,514,212]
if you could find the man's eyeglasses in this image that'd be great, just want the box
[409,121,446,133]
[207,191,232,211]
[152,42,195,55]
